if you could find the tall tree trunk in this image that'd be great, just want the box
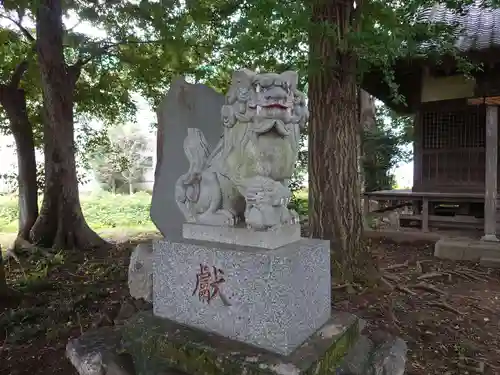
[359,89,376,192]
[30,0,108,250]
[308,0,378,283]
[0,89,39,241]
[0,70,39,243]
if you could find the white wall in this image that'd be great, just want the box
[421,73,475,103]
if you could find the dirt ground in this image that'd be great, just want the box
[1,236,499,375]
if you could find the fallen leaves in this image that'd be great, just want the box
[336,239,500,375]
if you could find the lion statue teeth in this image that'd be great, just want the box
[175,69,308,231]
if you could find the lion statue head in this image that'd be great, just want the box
[220,70,308,186]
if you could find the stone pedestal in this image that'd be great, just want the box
[182,222,301,249]
[153,238,331,355]
[122,311,360,375]
[65,311,407,375]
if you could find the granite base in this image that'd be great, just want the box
[152,238,331,355]
[122,311,360,375]
[182,222,301,249]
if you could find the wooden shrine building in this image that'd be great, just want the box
[362,1,500,240]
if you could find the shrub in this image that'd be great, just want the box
[0,192,154,233]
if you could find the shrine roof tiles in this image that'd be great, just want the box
[419,1,500,52]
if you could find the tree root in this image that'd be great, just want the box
[396,285,418,296]
[417,271,448,280]
[415,259,433,273]
[457,357,485,374]
[458,267,492,278]
[3,248,27,280]
[429,301,463,315]
[382,260,409,271]
[450,269,489,282]
[30,212,110,251]
[380,276,395,290]
[332,283,356,294]
[411,282,447,295]
[332,283,350,290]
[381,273,400,282]
[387,298,401,331]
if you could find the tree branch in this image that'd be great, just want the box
[351,0,364,30]
[70,39,164,73]
[0,14,35,42]
[9,60,29,89]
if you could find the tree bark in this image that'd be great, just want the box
[359,89,377,193]
[308,0,378,283]
[30,0,108,250]
[0,248,6,294]
[0,86,39,242]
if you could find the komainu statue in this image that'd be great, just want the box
[175,69,308,230]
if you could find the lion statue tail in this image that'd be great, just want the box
[184,128,210,174]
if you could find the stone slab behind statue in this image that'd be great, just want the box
[153,238,331,355]
[150,77,225,241]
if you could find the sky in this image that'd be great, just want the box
[0,10,414,191]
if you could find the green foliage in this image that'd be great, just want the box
[0,195,18,232]
[0,192,154,232]
[0,0,234,156]
[289,189,308,217]
[362,104,412,192]
[79,192,153,229]
[362,128,399,192]
[87,123,152,193]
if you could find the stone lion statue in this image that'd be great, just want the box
[175,69,308,230]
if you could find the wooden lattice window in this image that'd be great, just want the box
[422,106,485,150]
[420,104,486,187]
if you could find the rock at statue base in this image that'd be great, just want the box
[128,242,153,302]
[121,310,361,375]
[153,237,331,355]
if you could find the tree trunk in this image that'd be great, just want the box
[0,87,39,242]
[0,246,21,302]
[30,0,108,250]
[0,248,6,294]
[359,89,376,192]
[129,181,134,195]
[308,0,378,283]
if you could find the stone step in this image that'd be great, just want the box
[66,312,407,375]
[122,311,361,375]
[480,257,500,268]
[66,311,362,375]
[337,332,407,375]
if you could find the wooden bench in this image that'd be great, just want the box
[363,189,486,232]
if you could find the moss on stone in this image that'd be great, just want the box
[121,311,360,375]
[306,318,360,375]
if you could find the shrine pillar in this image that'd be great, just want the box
[481,105,499,242]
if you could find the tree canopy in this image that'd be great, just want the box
[0,0,495,277]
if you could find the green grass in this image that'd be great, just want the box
[0,189,309,248]
[0,191,157,248]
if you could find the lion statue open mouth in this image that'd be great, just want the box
[175,69,308,230]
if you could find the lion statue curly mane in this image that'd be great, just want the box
[175,69,308,230]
